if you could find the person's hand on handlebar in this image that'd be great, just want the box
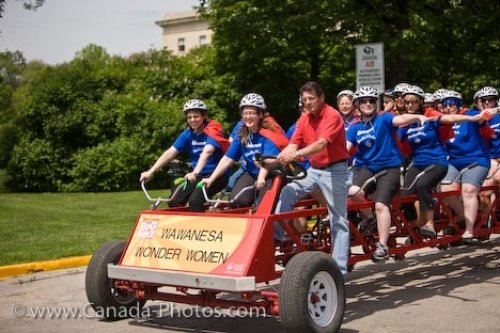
[184,171,198,183]
[277,146,298,165]
[200,177,213,189]
[255,174,266,189]
[140,170,155,183]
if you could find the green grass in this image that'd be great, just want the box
[0,189,167,266]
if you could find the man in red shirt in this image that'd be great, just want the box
[276,81,350,274]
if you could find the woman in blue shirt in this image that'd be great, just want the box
[478,87,500,198]
[346,86,430,261]
[439,90,492,243]
[399,85,482,238]
[202,93,287,208]
[140,99,229,212]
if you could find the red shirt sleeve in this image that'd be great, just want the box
[320,107,345,144]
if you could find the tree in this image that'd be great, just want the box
[203,0,500,121]
[203,0,354,127]
[4,45,237,192]
[0,0,45,18]
[0,51,27,167]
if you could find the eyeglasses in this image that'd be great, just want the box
[404,99,420,105]
[358,98,376,104]
[241,111,259,117]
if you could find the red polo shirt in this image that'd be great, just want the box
[291,103,348,168]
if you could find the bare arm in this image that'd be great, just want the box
[392,113,430,127]
[346,140,354,153]
[278,138,329,165]
[439,113,482,124]
[140,146,179,182]
[185,144,216,182]
[201,156,235,188]
[277,143,299,164]
[255,165,269,189]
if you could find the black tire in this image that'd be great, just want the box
[85,240,145,319]
[279,252,345,333]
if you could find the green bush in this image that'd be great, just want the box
[6,138,65,192]
[65,138,145,192]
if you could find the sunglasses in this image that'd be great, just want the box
[441,97,461,107]
[480,97,497,104]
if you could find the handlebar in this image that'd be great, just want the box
[440,162,478,185]
[401,164,437,191]
[350,169,388,197]
[254,154,307,180]
[141,180,185,209]
[485,163,500,180]
[197,182,255,208]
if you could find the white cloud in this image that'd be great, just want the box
[0,0,199,64]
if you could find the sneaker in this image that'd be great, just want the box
[372,242,389,262]
[358,216,377,236]
[441,226,457,236]
[419,226,437,239]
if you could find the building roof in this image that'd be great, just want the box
[155,10,199,28]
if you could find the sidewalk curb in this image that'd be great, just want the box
[0,255,91,279]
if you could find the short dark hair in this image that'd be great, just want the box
[300,81,324,97]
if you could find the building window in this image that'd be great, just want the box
[199,35,207,46]
[178,38,185,52]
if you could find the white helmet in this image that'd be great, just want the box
[337,89,354,99]
[476,86,499,99]
[442,90,462,101]
[424,93,435,104]
[239,93,267,111]
[433,89,450,102]
[183,99,208,113]
[393,83,411,94]
[402,85,425,99]
[353,86,378,101]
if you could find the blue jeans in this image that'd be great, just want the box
[274,162,350,274]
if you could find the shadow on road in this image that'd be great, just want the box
[123,238,499,333]
[344,238,500,324]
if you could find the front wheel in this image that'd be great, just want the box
[279,252,345,333]
[85,240,145,319]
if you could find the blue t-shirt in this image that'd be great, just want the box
[487,114,500,158]
[172,129,223,175]
[343,114,358,132]
[225,132,281,176]
[346,112,402,172]
[398,120,448,167]
[286,123,311,170]
[343,115,359,167]
[444,109,490,169]
[230,120,243,140]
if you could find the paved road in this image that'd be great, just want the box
[1,236,499,333]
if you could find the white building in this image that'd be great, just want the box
[155,10,212,56]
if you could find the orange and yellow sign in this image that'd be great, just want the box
[121,214,249,273]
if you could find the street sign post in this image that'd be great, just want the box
[356,43,385,94]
